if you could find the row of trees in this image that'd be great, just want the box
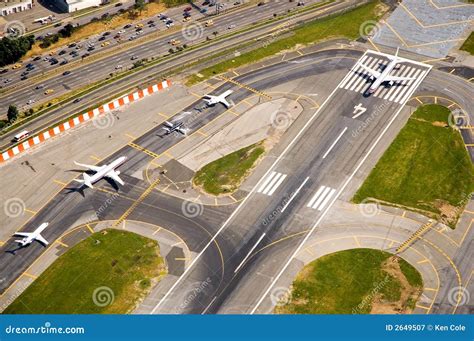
[40,23,76,48]
[0,35,35,67]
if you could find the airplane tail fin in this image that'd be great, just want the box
[73,173,93,188]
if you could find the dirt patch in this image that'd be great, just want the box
[435,200,462,226]
[370,256,422,314]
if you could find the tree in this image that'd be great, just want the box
[7,105,19,123]
[134,0,146,14]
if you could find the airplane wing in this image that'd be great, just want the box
[177,127,187,135]
[384,74,418,82]
[163,121,174,127]
[13,232,32,238]
[359,64,381,78]
[35,234,49,246]
[106,170,125,186]
[220,99,231,108]
[74,161,104,172]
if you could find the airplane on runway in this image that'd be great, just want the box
[13,223,49,247]
[162,120,186,135]
[73,156,126,189]
[203,90,233,108]
[359,48,417,94]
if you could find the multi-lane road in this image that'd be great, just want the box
[1,45,472,314]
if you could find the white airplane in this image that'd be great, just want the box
[359,48,417,94]
[14,222,49,247]
[162,120,186,135]
[73,156,126,189]
[203,90,233,108]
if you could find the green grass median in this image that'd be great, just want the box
[4,229,166,314]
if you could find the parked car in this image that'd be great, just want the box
[63,71,71,75]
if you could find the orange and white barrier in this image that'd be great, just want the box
[0,80,171,164]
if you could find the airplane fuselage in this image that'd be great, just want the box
[368,59,398,93]
[18,222,49,246]
[90,156,126,184]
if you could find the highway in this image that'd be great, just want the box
[1,46,472,314]
[0,0,328,111]
[0,0,353,150]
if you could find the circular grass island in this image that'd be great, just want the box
[275,248,423,314]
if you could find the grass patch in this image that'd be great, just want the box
[4,229,166,314]
[275,249,422,314]
[187,0,386,85]
[193,141,265,195]
[25,3,167,58]
[353,104,474,227]
[460,31,474,55]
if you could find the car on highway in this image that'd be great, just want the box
[200,8,207,13]
[202,0,209,5]
[118,29,125,34]
[50,59,59,65]
[124,24,132,29]
[183,16,191,22]
[12,130,29,142]
[184,6,192,11]
[21,71,29,77]
[21,76,28,80]
[88,46,95,51]
[147,20,154,24]
[98,36,106,41]
[73,98,82,103]
[12,63,22,69]
[27,99,35,105]
[58,50,66,55]
[0,69,7,74]
[115,2,122,6]
[60,60,68,65]
[228,24,236,29]
[68,43,77,48]
[82,53,90,58]
[101,41,110,47]
[63,70,71,75]
[115,64,122,69]
[131,55,138,60]
[33,56,41,61]
[44,89,54,95]
[103,31,111,36]
[35,84,44,89]
[3,78,12,83]
[135,23,144,28]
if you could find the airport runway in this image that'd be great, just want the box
[1,47,472,315]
